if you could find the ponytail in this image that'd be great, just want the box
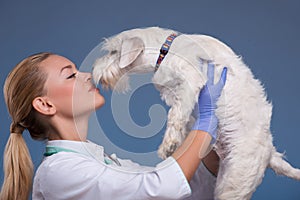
[1,52,52,200]
[0,125,34,200]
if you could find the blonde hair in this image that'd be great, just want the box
[1,52,53,200]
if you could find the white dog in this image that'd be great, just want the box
[93,27,300,200]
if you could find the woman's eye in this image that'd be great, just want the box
[67,73,77,79]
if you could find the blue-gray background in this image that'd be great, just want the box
[1,0,300,199]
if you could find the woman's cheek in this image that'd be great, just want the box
[48,83,74,105]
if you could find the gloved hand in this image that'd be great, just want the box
[192,62,227,144]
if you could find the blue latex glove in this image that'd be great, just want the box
[192,62,227,143]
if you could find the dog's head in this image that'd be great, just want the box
[93,29,160,92]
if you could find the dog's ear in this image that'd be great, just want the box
[119,37,144,69]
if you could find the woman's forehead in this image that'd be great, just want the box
[40,55,75,72]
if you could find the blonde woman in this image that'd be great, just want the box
[1,52,226,200]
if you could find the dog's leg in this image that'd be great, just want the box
[157,105,186,158]
[214,130,272,200]
[156,80,199,159]
[153,62,204,159]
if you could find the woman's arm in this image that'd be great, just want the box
[202,149,220,176]
[172,130,212,181]
[172,63,227,182]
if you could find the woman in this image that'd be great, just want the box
[1,52,227,200]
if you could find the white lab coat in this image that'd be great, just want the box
[32,140,216,200]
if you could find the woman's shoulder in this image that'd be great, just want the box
[33,152,105,198]
[36,152,105,181]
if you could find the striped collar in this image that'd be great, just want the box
[155,33,180,72]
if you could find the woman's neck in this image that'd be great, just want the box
[48,115,89,141]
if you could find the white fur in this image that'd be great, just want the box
[93,27,300,200]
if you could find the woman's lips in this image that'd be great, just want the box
[88,85,96,91]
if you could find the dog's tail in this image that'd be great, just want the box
[269,147,300,180]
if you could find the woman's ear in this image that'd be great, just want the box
[32,97,56,115]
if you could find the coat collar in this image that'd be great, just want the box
[46,140,105,163]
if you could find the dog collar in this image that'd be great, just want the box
[155,33,180,72]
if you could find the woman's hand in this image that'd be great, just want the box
[192,62,227,143]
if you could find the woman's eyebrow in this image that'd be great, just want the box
[60,65,73,74]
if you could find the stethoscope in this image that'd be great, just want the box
[104,153,122,166]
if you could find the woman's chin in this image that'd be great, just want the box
[94,97,105,110]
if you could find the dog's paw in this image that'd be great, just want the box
[166,143,178,157]
[158,142,179,159]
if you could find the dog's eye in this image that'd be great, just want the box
[110,50,117,55]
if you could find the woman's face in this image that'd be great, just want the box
[41,55,105,119]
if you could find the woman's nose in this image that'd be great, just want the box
[78,72,92,82]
